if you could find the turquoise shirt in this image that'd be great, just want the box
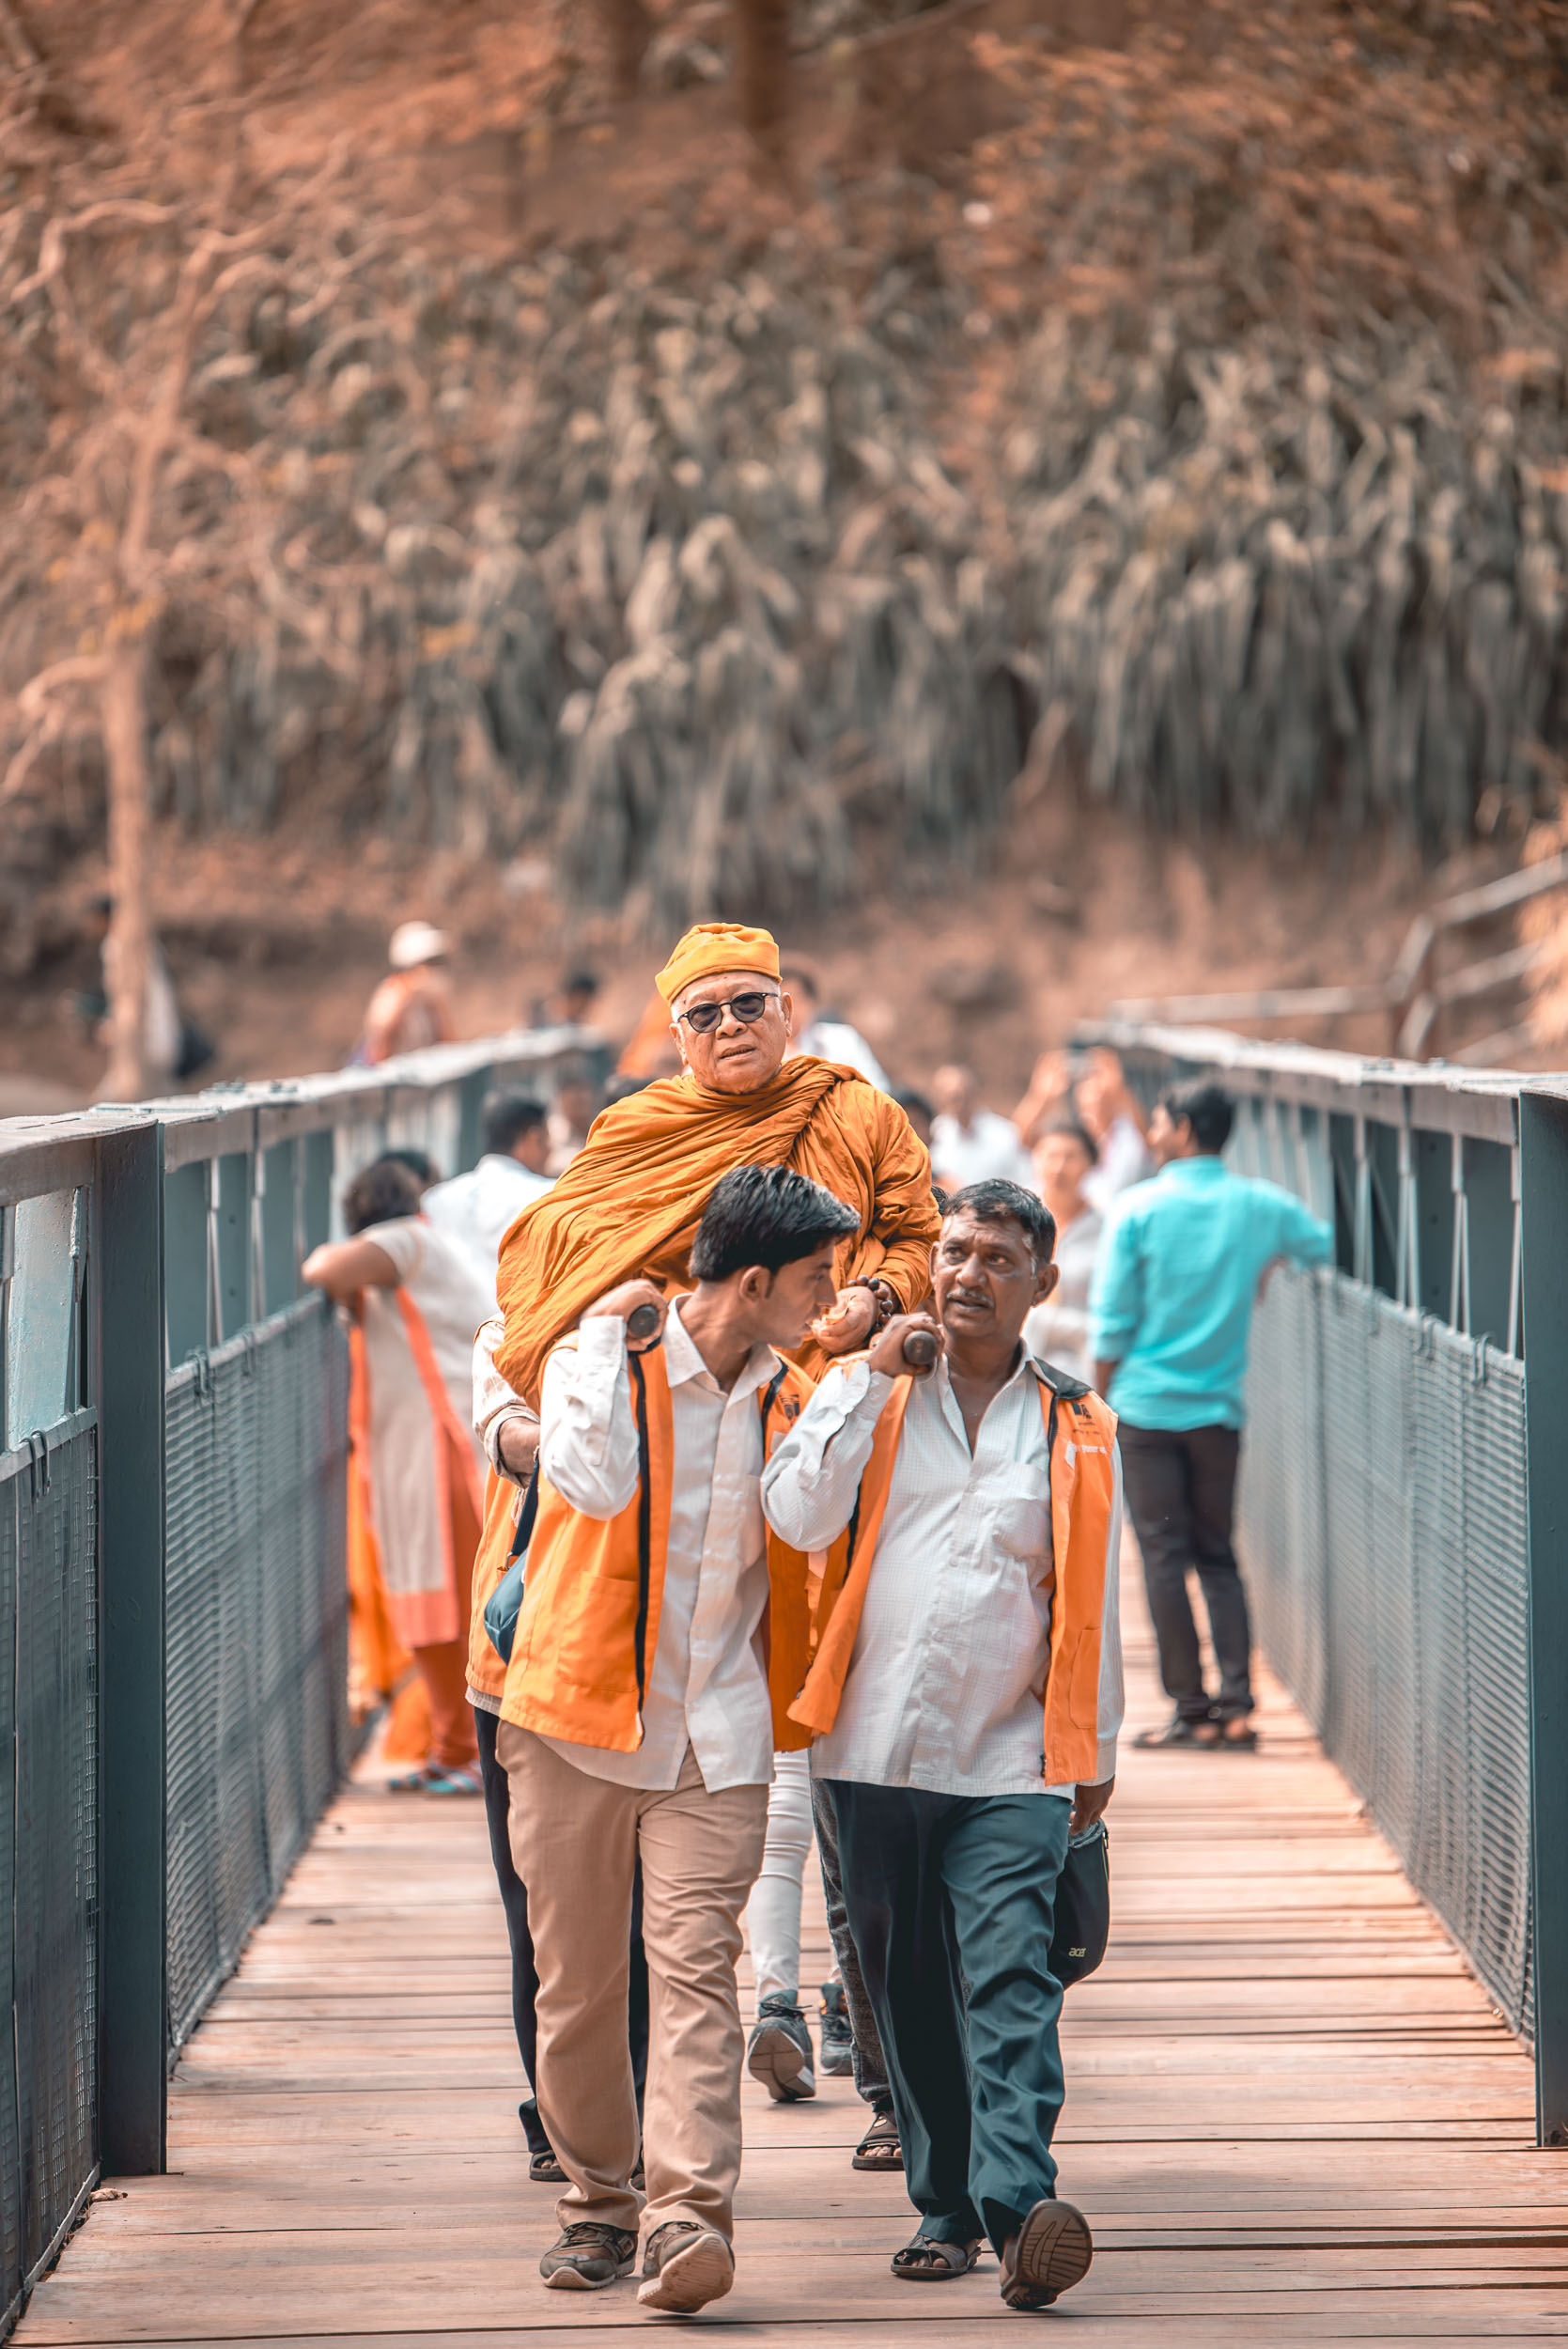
[1089,1156,1331,1431]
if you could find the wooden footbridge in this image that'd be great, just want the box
[1,1024,1566,2344]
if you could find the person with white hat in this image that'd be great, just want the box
[357,921,458,1066]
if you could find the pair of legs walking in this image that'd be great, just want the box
[831,1780,1093,2307]
[500,1723,768,2310]
[473,1706,649,2167]
[1119,1422,1253,1726]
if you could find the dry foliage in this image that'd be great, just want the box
[7,0,1568,957]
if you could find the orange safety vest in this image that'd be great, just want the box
[787,1366,1119,1787]
[498,1342,831,1755]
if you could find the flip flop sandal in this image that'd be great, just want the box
[852,2112,903,2170]
[892,2235,983,2281]
[385,1764,439,1792]
[1215,1721,1259,1749]
[424,1762,484,1795]
[529,2149,567,2183]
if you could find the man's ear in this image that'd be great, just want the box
[1033,1260,1061,1308]
[736,1264,772,1308]
[780,988,794,1040]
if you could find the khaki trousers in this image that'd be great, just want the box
[499,1723,768,2242]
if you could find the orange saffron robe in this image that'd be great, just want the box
[494,1057,940,1408]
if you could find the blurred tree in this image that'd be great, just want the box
[735,0,791,159]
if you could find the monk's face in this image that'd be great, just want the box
[671,968,793,1095]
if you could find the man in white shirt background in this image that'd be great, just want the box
[782,961,892,1091]
[762,1181,1124,2313]
[930,1064,1039,1194]
[494,1166,861,2312]
[424,1093,552,1292]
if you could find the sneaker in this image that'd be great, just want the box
[818,1982,854,2076]
[747,1994,815,2101]
[539,2222,637,2290]
[999,2198,1094,2310]
[637,2220,735,2312]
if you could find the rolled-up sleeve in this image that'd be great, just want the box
[473,1314,539,1480]
[1276,1190,1333,1269]
[1089,1204,1143,1362]
[539,1319,638,1520]
[761,1361,894,1553]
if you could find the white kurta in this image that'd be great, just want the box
[357,1216,494,1647]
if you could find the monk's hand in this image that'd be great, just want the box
[1070,1775,1114,1837]
[812,1283,879,1355]
[582,1278,668,1352]
[866,1311,943,1380]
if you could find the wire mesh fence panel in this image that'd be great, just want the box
[164,1299,350,2050]
[0,1460,23,2325]
[9,1425,98,2285]
[1242,1264,1532,2034]
[1238,1270,1327,1723]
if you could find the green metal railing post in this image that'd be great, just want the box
[96,1119,167,2175]
[1519,1090,1568,2146]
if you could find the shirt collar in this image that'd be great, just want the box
[664,1296,776,1401]
[1159,1154,1228,1182]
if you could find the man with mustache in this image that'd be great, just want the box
[762,1181,1125,2312]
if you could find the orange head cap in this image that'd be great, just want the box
[655,922,781,1006]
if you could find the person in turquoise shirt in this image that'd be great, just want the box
[1090,1079,1330,1750]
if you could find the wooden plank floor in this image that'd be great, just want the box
[22,1548,1568,2346]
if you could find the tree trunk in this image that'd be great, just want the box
[602,0,652,100]
[101,636,153,1103]
[734,0,791,162]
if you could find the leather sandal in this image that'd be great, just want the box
[852,2110,903,2170]
[892,2234,984,2280]
[1133,1716,1213,1749]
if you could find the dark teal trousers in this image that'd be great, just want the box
[829,1780,1071,2249]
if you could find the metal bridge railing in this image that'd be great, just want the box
[0,1026,598,2329]
[1080,1021,1568,2148]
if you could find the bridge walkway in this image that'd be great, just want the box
[17,1551,1562,2346]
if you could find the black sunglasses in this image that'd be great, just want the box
[676,988,780,1035]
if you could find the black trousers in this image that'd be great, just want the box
[831,1781,1071,2251]
[809,1777,893,2115]
[1118,1422,1252,1720]
[474,1703,650,2155]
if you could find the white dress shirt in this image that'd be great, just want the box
[790,1019,891,1092]
[929,1107,1039,1194]
[425,1155,552,1294]
[761,1349,1123,1799]
[535,1300,780,1793]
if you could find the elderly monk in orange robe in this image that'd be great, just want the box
[493,922,938,1408]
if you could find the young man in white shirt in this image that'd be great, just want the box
[424,1094,552,1291]
[495,1165,861,2311]
[762,1180,1124,2313]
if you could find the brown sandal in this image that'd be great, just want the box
[892,2234,983,2280]
[852,2110,903,2170]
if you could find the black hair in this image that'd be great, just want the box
[1041,1115,1100,1165]
[942,1178,1058,1268]
[381,1145,440,1188]
[780,963,820,998]
[894,1086,935,1124]
[602,1074,653,1106]
[90,892,115,920]
[483,1093,548,1157]
[690,1163,861,1283]
[1161,1078,1234,1155]
[343,1156,425,1235]
[562,970,600,1000]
